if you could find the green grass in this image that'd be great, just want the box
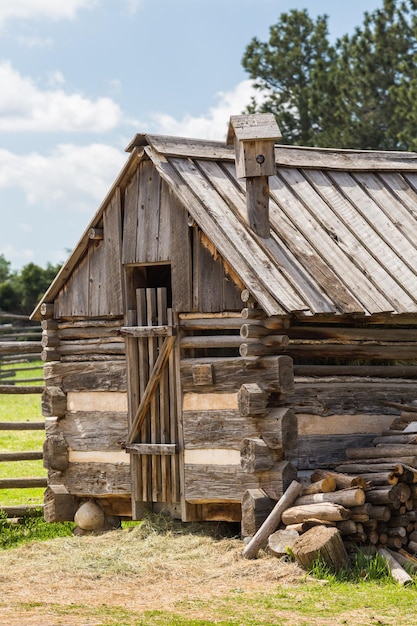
[1,513,417,625]
[0,509,73,549]
[307,548,393,584]
[0,360,45,506]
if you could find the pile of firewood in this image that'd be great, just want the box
[242,402,417,584]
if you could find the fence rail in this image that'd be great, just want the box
[0,313,44,517]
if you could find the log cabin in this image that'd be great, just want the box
[32,114,417,526]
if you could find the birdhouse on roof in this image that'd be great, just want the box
[227,113,281,179]
[227,113,282,238]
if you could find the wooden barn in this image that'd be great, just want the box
[32,114,417,527]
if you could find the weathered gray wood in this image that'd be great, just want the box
[288,325,417,342]
[43,429,69,472]
[57,340,124,356]
[179,315,243,330]
[191,363,214,386]
[170,189,193,312]
[268,529,300,557]
[181,355,294,393]
[180,335,242,350]
[55,462,131,497]
[241,488,275,538]
[301,478,336,495]
[365,486,402,505]
[358,472,399,486]
[119,325,173,338]
[193,228,223,313]
[335,463,405,475]
[59,411,128,451]
[44,360,126,392]
[240,460,297,501]
[0,421,44,431]
[288,433,376,470]
[386,548,417,574]
[41,333,60,348]
[126,335,175,444]
[292,526,349,572]
[238,383,269,417]
[40,303,54,318]
[311,469,368,490]
[0,385,44,394]
[240,323,270,339]
[122,167,139,264]
[125,443,177,455]
[182,409,292,451]
[275,144,417,170]
[0,477,47,489]
[347,446,417,459]
[136,160,161,263]
[0,451,43,461]
[1,505,44,518]
[240,438,276,473]
[287,343,417,360]
[242,480,303,559]
[262,408,298,451]
[281,502,351,524]
[88,227,103,240]
[294,364,417,378]
[41,386,67,418]
[294,488,365,508]
[240,343,282,357]
[246,176,270,238]
[150,148,285,315]
[378,548,413,585]
[157,180,172,262]
[292,378,417,416]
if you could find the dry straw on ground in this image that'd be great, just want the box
[0,516,304,625]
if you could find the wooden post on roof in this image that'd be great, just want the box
[227,114,281,238]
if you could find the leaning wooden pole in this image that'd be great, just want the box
[242,480,303,560]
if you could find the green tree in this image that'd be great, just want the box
[242,9,335,146]
[242,1,417,150]
[14,262,61,314]
[0,258,61,315]
[0,254,11,283]
[0,282,19,312]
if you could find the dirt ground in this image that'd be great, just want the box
[0,522,308,626]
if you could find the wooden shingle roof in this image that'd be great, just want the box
[137,135,417,317]
[32,132,417,320]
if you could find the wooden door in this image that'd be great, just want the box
[123,287,180,517]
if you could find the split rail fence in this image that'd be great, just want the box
[0,313,45,517]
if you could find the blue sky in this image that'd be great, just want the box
[0,0,382,271]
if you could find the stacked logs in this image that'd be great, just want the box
[276,407,417,576]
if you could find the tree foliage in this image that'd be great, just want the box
[242,0,417,150]
[0,255,61,316]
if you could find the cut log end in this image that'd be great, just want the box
[292,526,350,572]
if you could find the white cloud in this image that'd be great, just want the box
[0,143,126,212]
[151,79,267,141]
[0,62,122,132]
[124,0,143,15]
[0,0,96,26]
[0,243,34,265]
[16,34,53,47]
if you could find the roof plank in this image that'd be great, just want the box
[328,171,417,289]
[270,170,395,315]
[302,169,417,312]
[214,160,336,314]
[145,146,285,316]
[170,156,309,313]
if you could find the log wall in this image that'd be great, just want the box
[41,316,130,520]
[276,319,417,471]
[178,313,297,515]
